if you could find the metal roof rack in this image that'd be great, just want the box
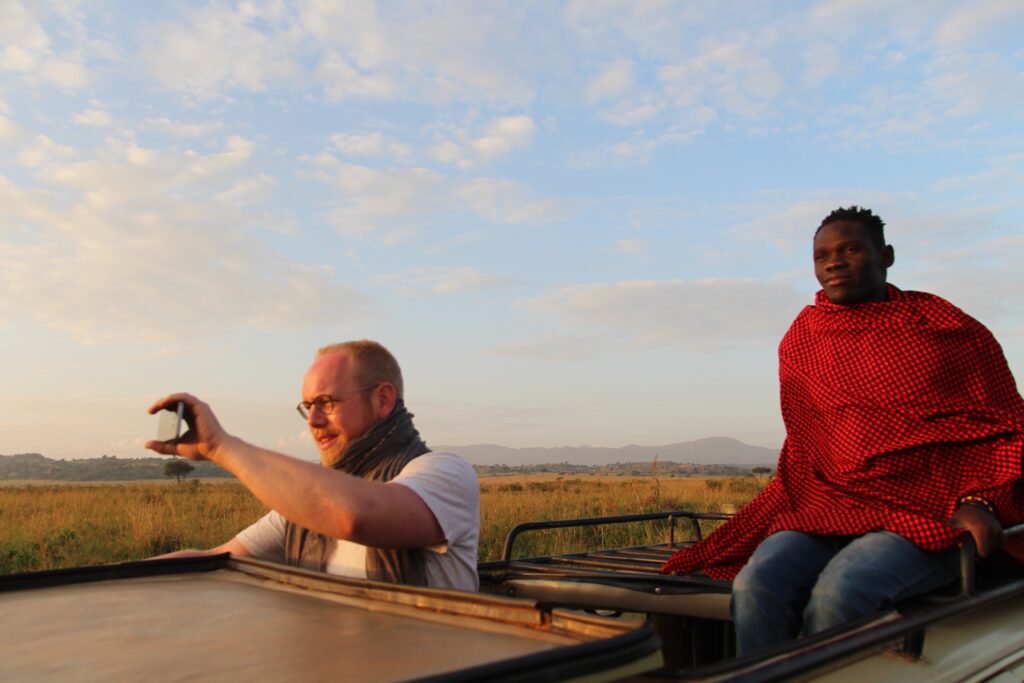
[479,511,1024,680]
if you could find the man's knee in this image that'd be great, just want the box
[802,540,902,633]
[731,561,763,597]
[732,531,820,611]
[733,562,791,608]
[804,566,866,620]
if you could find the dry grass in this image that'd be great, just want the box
[478,474,765,560]
[0,480,266,573]
[0,474,768,574]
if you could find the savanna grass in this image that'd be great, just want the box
[0,481,266,573]
[0,474,768,574]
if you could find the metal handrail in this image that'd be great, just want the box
[959,522,1024,597]
[500,509,734,562]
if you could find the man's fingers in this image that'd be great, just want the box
[971,528,989,557]
[144,440,176,455]
[981,528,1005,558]
[147,393,196,415]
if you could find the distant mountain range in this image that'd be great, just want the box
[437,437,779,467]
[0,437,780,481]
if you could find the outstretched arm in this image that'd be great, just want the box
[150,537,254,560]
[146,394,444,549]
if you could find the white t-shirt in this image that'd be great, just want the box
[235,452,480,592]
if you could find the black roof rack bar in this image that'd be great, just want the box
[500,510,733,562]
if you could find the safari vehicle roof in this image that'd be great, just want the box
[0,555,661,682]
[479,510,1024,682]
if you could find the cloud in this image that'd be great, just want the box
[586,59,636,102]
[310,160,562,240]
[0,2,95,89]
[277,428,313,453]
[374,266,513,295]
[71,108,113,127]
[608,239,645,254]
[523,278,805,348]
[934,0,1024,49]
[323,163,446,237]
[922,52,1024,119]
[729,194,903,255]
[214,173,278,205]
[600,100,662,126]
[138,3,302,98]
[907,234,1024,331]
[933,152,1024,193]
[454,178,562,224]
[561,1,1022,155]
[659,39,785,119]
[487,333,608,362]
[328,131,413,164]
[570,139,654,167]
[611,138,657,160]
[143,117,225,138]
[134,3,540,105]
[0,115,21,141]
[0,135,368,344]
[472,116,536,160]
[315,53,399,101]
[430,115,536,168]
[563,0,711,59]
[38,59,90,88]
[17,134,77,167]
[2,45,36,72]
[299,2,538,105]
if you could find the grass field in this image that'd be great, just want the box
[0,474,768,574]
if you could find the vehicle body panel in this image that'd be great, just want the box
[0,555,662,682]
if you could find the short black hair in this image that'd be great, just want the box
[815,206,886,248]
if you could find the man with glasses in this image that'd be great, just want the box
[145,340,480,591]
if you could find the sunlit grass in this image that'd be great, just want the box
[0,474,768,574]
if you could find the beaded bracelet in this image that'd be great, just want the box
[956,494,997,517]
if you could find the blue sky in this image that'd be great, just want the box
[1,1,1022,462]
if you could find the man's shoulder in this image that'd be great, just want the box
[779,288,991,351]
[901,289,987,332]
[399,451,478,481]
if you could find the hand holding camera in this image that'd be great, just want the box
[146,393,229,462]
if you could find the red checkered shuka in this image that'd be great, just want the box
[662,285,1024,580]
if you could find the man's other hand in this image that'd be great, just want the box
[145,393,230,462]
[947,505,1004,557]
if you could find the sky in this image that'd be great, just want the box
[1,0,1023,463]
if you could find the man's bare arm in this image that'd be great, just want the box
[149,537,254,560]
[145,393,444,549]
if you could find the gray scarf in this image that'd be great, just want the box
[283,400,431,586]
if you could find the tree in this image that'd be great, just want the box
[164,459,194,484]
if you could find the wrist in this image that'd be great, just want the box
[207,433,241,466]
[957,494,998,520]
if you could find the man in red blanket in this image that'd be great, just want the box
[662,206,1024,655]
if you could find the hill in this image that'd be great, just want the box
[437,437,779,467]
[1,437,781,481]
[0,453,232,482]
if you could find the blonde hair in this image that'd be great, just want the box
[317,340,404,399]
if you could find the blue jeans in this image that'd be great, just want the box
[730,530,960,656]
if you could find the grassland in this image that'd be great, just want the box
[0,474,768,574]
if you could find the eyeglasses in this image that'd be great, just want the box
[296,386,378,419]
